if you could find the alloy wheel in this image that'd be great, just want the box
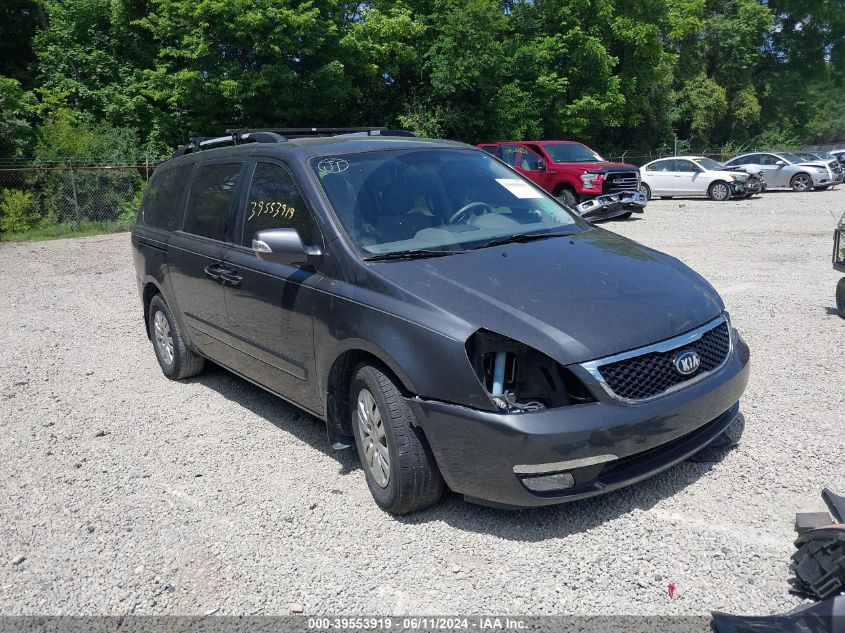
[153,311,174,366]
[357,388,390,488]
[793,174,812,192]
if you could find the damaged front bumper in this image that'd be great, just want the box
[407,332,750,509]
[575,190,647,222]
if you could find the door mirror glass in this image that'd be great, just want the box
[252,228,322,268]
[775,160,786,166]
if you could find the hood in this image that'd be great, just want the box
[797,161,828,170]
[370,229,724,365]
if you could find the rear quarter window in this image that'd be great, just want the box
[141,163,194,230]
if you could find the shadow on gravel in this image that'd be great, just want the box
[398,414,746,541]
[188,362,746,541]
[186,362,360,474]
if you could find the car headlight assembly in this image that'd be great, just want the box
[465,330,594,413]
[580,173,602,188]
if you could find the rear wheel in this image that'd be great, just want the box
[836,277,845,319]
[350,363,444,514]
[791,173,813,192]
[148,294,204,380]
[708,181,731,201]
[639,183,651,200]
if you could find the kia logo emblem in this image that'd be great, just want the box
[673,350,701,375]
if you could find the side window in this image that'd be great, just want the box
[500,144,529,167]
[241,162,321,247]
[741,154,761,164]
[517,147,544,171]
[675,160,698,173]
[183,162,242,241]
[760,154,780,166]
[141,163,193,230]
[649,160,672,172]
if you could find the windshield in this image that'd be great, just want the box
[312,149,584,256]
[695,157,724,171]
[541,143,604,163]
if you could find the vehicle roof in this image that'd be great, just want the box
[159,135,473,170]
[645,155,715,163]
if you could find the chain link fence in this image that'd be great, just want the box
[0,162,159,238]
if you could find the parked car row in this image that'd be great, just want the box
[477,141,646,221]
[638,151,843,200]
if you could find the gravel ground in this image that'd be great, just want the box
[1,186,843,617]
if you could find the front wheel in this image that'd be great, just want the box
[836,277,845,319]
[708,181,731,201]
[791,173,813,192]
[350,363,444,514]
[556,188,578,208]
[639,183,651,200]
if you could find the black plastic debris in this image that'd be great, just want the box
[712,595,844,633]
[688,414,744,463]
[791,525,845,601]
[823,488,845,524]
[797,512,836,534]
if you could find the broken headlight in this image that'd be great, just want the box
[465,330,594,413]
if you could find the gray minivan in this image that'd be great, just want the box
[132,128,750,513]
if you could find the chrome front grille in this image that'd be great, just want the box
[580,317,732,403]
[603,172,639,193]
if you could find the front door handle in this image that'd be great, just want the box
[218,268,242,288]
[203,264,223,282]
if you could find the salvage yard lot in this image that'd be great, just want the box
[1,188,843,616]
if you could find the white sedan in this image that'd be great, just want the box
[639,156,750,201]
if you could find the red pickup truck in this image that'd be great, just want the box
[478,140,644,219]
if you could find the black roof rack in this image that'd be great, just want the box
[173,127,417,157]
[226,127,417,139]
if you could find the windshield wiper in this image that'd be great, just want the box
[468,230,577,251]
[363,248,466,261]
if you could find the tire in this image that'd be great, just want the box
[148,294,205,380]
[791,173,813,192]
[639,183,651,200]
[836,277,845,319]
[556,187,578,208]
[708,181,731,201]
[350,363,444,514]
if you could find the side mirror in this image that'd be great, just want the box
[775,160,786,166]
[252,228,322,268]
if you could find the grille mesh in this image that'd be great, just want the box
[598,322,730,400]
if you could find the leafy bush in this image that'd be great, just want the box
[0,188,35,232]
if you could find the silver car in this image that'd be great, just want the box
[724,152,834,191]
[795,151,844,185]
